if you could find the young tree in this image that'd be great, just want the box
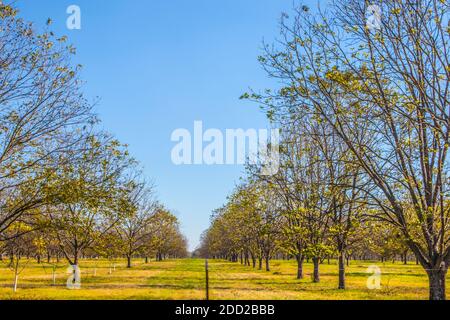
[94,230,122,274]
[114,182,158,268]
[46,134,135,267]
[2,222,35,292]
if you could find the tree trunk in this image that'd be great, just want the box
[145,257,148,264]
[258,258,262,270]
[312,257,320,283]
[338,252,346,289]
[71,264,79,286]
[52,266,56,285]
[296,254,304,279]
[13,273,18,293]
[427,269,447,300]
[265,258,270,272]
[127,256,131,268]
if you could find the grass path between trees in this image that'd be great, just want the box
[0,258,447,300]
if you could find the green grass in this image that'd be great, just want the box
[0,258,447,300]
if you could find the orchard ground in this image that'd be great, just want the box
[0,258,448,300]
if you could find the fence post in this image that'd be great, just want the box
[205,259,209,300]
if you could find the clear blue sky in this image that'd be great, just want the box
[18,0,310,250]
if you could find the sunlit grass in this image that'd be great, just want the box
[0,258,447,300]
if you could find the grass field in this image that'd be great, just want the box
[0,258,448,300]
